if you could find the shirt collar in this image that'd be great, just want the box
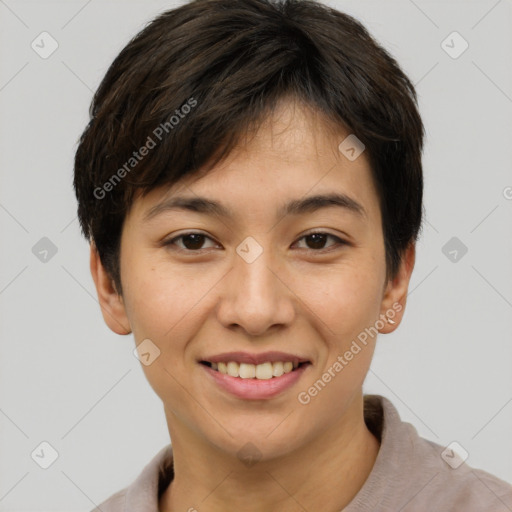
[122,394,405,511]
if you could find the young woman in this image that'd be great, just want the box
[73,1,512,510]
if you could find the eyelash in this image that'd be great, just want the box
[162,230,348,254]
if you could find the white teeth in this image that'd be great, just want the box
[211,360,301,379]
[239,363,256,378]
[272,361,284,377]
[255,362,273,380]
[227,361,239,377]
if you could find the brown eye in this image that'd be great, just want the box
[180,234,207,250]
[164,232,217,252]
[163,231,347,254]
[295,232,347,251]
[305,233,329,250]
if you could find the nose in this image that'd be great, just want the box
[216,242,295,336]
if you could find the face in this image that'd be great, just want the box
[92,98,414,462]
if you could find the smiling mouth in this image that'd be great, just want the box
[200,360,311,380]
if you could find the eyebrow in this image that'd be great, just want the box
[143,192,367,223]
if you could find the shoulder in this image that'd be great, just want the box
[416,437,512,511]
[358,395,512,512]
[88,444,174,512]
[90,488,127,512]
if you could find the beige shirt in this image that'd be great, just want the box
[92,395,512,511]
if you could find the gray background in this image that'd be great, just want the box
[1,0,511,510]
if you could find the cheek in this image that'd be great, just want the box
[121,245,206,336]
[124,269,200,341]
[121,263,207,404]
[294,268,381,417]
[293,261,384,343]
[121,255,227,385]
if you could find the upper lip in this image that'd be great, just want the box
[200,351,311,366]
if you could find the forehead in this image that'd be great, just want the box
[129,98,381,226]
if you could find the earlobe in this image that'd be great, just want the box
[378,243,416,334]
[89,243,132,335]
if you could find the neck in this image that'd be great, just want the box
[159,394,380,512]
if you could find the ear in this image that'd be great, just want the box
[89,243,131,335]
[378,242,416,334]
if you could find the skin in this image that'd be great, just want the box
[91,97,415,512]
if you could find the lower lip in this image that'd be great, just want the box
[200,363,311,400]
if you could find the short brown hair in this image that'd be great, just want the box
[73,0,424,294]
